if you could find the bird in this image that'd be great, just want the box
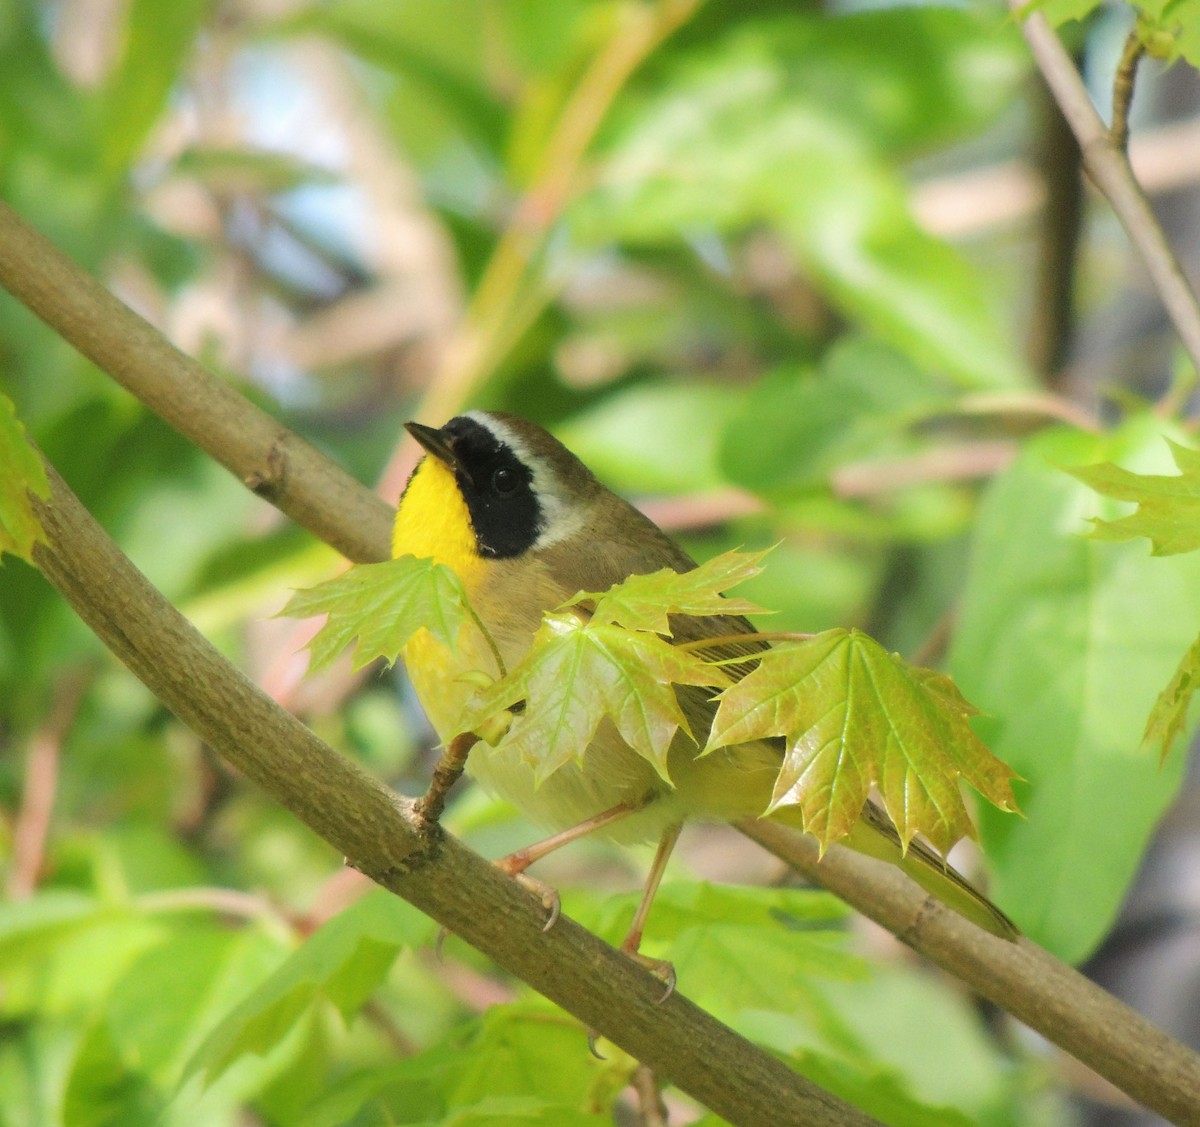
[391,410,1017,974]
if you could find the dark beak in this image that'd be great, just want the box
[405,421,460,471]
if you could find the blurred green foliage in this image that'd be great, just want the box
[1,0,1195,1122]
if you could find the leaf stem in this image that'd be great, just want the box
[463,597,507,678]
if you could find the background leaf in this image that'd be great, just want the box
[1067,438,1200,554]
[188,890,431,1083]
[719,338,949,496]
[1144,629,1200,758]
[0,393,50,561]
[949,420,1200,961]
[575,11,1031,389]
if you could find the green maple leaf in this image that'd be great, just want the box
[704,628,1019,856]
[1144,628,1200,761]
[1067,440,1200,555]
[461,611,728,783]
[1069,438,1200,761]
[570,547,771,634]
[0,394,50,563]
[283,555,473,671]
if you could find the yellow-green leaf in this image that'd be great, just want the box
[704,628,1019,855]
[461,611,728,783]
[1144,628,1200,761]
[282,555,472,671]
[1067,440,1200,555]
[570,547,771,635]
[0,394,50,563]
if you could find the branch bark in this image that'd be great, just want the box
[1008,0,1200,376]
[28,458,877,1127]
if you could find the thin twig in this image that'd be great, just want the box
[908,606,957,670]
[7,669,90,899]
[1028,71,1084,384]
[135,887,280,922]
[415,732,479,827]
[362,998,422,1057]
[913,115,1200,239]
[632,1064,670,1127]
[1111,28,1146,151]
[831,442,1017,498]
[1008,0,1200,378]
[951,391,1102,432]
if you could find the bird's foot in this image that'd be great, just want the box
[620,942,676,1004]
[494,855,561,932]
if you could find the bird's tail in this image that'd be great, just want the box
[778,801,1019,940]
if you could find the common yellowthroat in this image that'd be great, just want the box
[393,411,1017,949]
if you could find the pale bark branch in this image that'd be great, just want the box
[1008,0,1200,376]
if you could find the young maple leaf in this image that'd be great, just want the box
[1144,629,1200,762]
[282,556,472,671]
[459,611,729,783]
[1069,438,1200,761]
[703,628,1019,857]
[567,547,771,635]
[1067,440,1200,555]
[0,394,50,563]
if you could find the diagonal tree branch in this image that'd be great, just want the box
[1008,0,1200,375]
[6,203,1200,1123]
[27,456,876,1127]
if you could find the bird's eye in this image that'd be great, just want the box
[492,467,519,495]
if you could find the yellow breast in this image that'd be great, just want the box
[393,456,487,593]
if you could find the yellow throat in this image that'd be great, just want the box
[392,455,486,588]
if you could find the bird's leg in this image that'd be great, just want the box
[495,795,655,931]
[588,824,684,1057]
[619,823,682,1001]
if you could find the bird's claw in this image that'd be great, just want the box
[622,948,676,1003]
[495,862,561,931]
